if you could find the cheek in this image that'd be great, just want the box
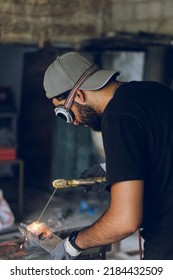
[72,104,79,117]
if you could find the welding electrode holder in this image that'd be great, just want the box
[52,177,106,189]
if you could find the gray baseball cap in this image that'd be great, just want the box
[43,52,120,99]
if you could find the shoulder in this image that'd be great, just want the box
[117,80,168,92]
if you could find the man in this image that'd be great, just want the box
[43,52,173,260]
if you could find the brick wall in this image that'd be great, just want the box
[0,0,173,45]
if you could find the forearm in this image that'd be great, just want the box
[75,208,134,249]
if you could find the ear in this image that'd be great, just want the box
[74,89,85,104]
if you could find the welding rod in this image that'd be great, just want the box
[52,177,106,189]
[34,177,106,223]
[37,188,57,221]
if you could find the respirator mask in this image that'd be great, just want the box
[54,65,99,123]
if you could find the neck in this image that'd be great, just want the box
[83,81,124,114]
[98,81,123,113]
[112,81,125,97]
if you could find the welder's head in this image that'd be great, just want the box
[43,52,120,124]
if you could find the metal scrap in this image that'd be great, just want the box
[18,222,62,253]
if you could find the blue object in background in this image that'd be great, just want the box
[79,200,98,216]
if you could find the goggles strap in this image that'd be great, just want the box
[64,64,99,109]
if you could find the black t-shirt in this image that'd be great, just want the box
[102,81,173,259]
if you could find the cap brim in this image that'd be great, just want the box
[80,69,120,90]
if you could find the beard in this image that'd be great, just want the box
[74,102,102,132]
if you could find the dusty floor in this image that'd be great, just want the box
[0,186,142,260]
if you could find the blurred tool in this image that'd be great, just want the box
[52,177,106,189]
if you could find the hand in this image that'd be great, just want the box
[51,240,73,260]
[51,232,82,260]
[79,163,106,178]
[79,163,109,192]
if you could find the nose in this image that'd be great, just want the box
[73,119,79,125]
[52,98,63,107]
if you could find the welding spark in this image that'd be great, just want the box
[27,221,52,238]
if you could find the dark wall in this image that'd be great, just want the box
[0,44,38,110]
[18,50,56,189]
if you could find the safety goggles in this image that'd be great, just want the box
[54,65,99,123]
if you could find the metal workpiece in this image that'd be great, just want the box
[18,222,62,254]
[52,177,106,189]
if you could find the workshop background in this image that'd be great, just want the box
[0,0,173,260]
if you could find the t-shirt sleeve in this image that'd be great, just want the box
[102,114,147,186]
